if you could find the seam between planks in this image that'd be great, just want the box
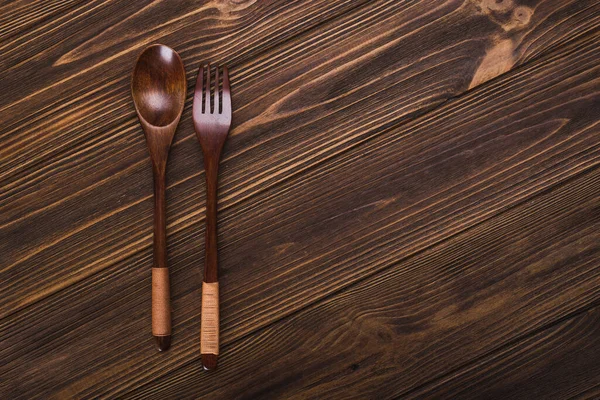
[122,163,600,398]
[397,298,600,399]
[1,17,597,323]
[0,0,374,115]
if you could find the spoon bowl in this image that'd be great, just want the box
[131,44,186,352]
[132,44,186,127]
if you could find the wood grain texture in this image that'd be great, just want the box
[1,0,598,315]
[126,165,600,400]
[1,0,599,398]
[405,306,600,399]
[193,64,232,369]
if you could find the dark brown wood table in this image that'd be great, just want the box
[1,1,599,398]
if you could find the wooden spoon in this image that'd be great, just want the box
[131,44,186,351]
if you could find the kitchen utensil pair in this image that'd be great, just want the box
[131,44,230,370]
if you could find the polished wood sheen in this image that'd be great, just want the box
[1,0,599,398]
[131,44,186,351]
[194,65,232,370]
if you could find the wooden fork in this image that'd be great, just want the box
[193,64,231,370]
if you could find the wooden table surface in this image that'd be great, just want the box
[1,0,599,398]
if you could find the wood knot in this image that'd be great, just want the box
[476,0,533,31]
[512,6,532,26]
[502,5,533,31]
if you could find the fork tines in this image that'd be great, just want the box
[194,64,230,116]
[193,62,232,370]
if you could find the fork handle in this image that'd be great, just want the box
[202,156,220,369]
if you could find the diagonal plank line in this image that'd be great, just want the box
[398,298,600,399]
[567,383,600,400]
[123,162,600,398]
[0,0,373,114]
[1,0,596,222]
[3,14,598,397]
[0,0,85,42]
[1,2,597,397]
[1,21,597,322]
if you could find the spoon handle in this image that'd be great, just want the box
[152,168,171,351]
[201,157,220,369]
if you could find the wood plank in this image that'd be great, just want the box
[0,0,376,211]
[0,0,370,97]
[404,306,600,399]
[0,0,391,311]
[2,30,598,398]
[2,0,598,317]
[123,162,600,399]
[0,0,84,40]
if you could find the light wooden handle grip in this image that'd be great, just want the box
[152,268,171,349]
[201,281,219,369]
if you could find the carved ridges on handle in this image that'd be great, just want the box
[201,282,219,355]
